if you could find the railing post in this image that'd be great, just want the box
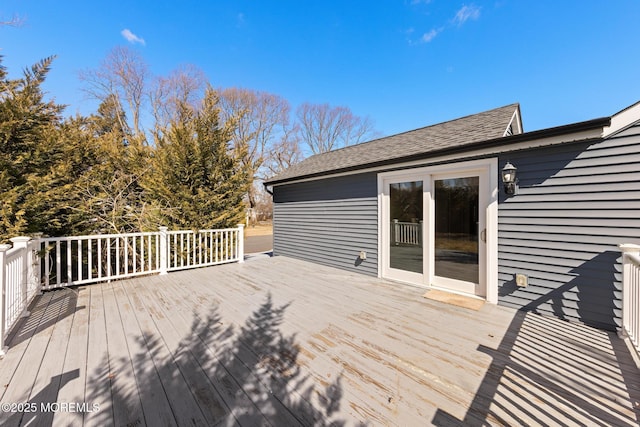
[0,244,12,357]
[619,243,640,339]
[31,233,43,295]
[159,227,168,275]
[237,224,244,263]
[10,237,32,318]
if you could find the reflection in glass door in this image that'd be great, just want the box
[434,177,479,284]
[389,181,423,274]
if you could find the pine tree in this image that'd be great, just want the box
[0,56,79,240]
[71,96,158,234]
[147,88,251,230]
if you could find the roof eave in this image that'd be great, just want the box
[264,116,611,187]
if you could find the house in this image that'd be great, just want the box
[264,101,640,332]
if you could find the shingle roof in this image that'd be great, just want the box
[266,103,520,185]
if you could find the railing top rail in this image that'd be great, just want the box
[39,231,160,242]
[36,226,243,242]
[620,243,640,252]
[626,253,640,266]
[167,228,241,234]
[4,246,23,260]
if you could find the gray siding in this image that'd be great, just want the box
[273,173,378,275]
[497,123,640,331]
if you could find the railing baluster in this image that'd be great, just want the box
[98,238,102,279]
[115,237,120,278]
[210,232,214,263]
[77,239,82,282]
[55,241,61,287]
[225,230,229,261]
[66,239,72,285]
[133,236,137,274]
[124,236,128,276]
[107,238,112,279]
[88,238,93,281]
[44,243,50,288]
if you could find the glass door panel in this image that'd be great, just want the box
[434,177,479,284]
[389,181,423,274]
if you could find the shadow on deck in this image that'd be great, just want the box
[0,256,639,426]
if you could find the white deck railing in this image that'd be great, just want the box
[392,220,422,246]
[0,225,244,355]
[620,244,640,355]
[620,244,640,356]
[0,237,41,356]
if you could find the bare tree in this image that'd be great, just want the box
[265,123,304,176]
[150,64,207,137]
[79,46,150,142]
[296,102,377,155]
[218,88,291,208]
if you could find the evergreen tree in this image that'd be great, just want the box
[147,88,250,230]
[0,56,92,240]
[72,96,158,234]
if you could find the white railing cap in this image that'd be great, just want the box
[0,244,12,252]
[9,236,31,244]
[620,243,640,253]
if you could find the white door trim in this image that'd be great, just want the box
[377,158,498,303]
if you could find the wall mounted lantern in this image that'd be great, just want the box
[502,162,518,195]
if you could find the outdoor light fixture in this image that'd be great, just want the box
[502,162,518,195]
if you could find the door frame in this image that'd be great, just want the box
[377,158,499,303]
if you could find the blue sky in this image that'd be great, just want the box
[2,1,640,137]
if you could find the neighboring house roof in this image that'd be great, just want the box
[266,103,522,185]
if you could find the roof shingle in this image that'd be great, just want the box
[266,103,520,185]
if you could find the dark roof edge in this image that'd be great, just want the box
[264,116,611,186]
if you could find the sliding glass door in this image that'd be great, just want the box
[380,166,489,297]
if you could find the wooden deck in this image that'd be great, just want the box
[0,255,639,426]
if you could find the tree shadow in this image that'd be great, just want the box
[432,251,640,426]
[82,292,345,426]
[0,369,79,427]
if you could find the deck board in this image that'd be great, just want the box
[132,276,232,426]
[101,281,146,427]
[143,274,304,426]
[0,256,639,426]
[52,286,89,427]
[111,281,178,427]
[83,282,112,427]
[26,288,77,427]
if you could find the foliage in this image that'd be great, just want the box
[146,88,251,229]
[0,56,95,239]
[0,49,377,241]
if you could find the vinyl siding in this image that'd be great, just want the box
[497,123,640,331]
[273,173,378,275]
